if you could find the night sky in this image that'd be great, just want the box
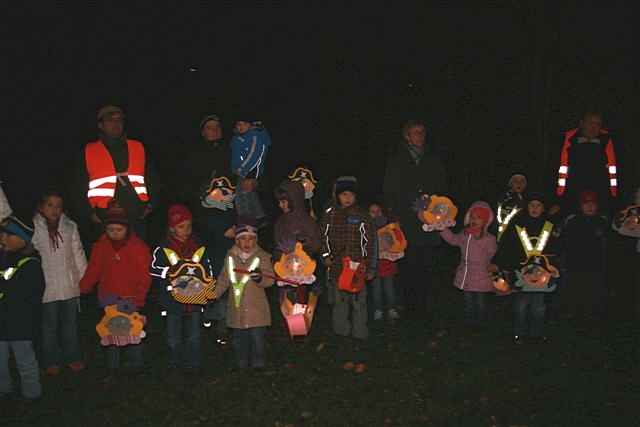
[4,3,636,218]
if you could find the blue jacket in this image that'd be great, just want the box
[231,127,271,179]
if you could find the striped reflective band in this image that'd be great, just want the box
[558,166,568,174]
[89,176,117,189]
[608,166,617,174]
[557,178,566,187]
[87,188,115,198]
[610,178,618,187]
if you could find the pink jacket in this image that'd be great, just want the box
[440,201,497,292]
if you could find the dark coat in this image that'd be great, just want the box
[0,254,45,341]
[559,213,608,273]
[273,180,322,259]
[383,143,448,246]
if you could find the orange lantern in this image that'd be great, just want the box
[378,222,407,261]
[418,195,458,231]
[163,247,216,305]
[274,242,317,286]
[515,255,559,292]
[201,176,236,210]
[96,304,146,347]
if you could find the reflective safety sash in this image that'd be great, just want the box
[228,256,260,308]
[515,221,554,257]
[496,204,520,241]
[0,257,37,300]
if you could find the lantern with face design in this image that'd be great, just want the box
[164,247,216,304]
[288,167,318,200]
[274,242,317,286]
[615,205,640,231]
[96,302,146,346]
[515,255,559,292]
[416,194,458,231]
[378,222,407,261]
[201,176,236,211]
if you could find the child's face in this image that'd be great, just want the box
[527,201,545,218]
[40,195,63,223]
[202,120,222,142]
[171,219,193,241]
[469,212,487,229]
[0,232,26,252]
[581,201,598,216]
[338,191,356,208]
[236,234,257,253]
[235,121,251,134]
[368,204,382,218]
[278,199,290,214]
[510,177,526,194]
[106,224,128,241]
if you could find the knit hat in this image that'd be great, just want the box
[508,174,527,186]
[167,204,192,228]
[0,215,34,244]
[104,202,129,226]
[579,190,598,205]
[235,218,257,239]
[526,191,546,206]
[334,176,358,197]
[97,105,124,122]
[199,114,221,131]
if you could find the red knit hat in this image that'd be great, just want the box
[580,190,598,205]
[469,205,492,224]
[168,204,192,228]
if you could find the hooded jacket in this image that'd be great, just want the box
[440,202,497,292]
[79,233,151,309]
[273,180,322,259]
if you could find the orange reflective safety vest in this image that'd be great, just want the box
[85,139,149,209]
[556,128,618,197]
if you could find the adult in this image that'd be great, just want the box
[383,120,448,313]
[0,182,11,221]
[183,114,235,341]
[76,105,159,241]
[554,111,619,215]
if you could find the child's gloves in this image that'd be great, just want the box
[250,269,262,283]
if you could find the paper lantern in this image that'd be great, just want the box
[281,292,318,337]
[378,222,407,261]
[274,242,316,286]
[515,255,559,292]
[164,247,216,305]
[96,304,146,347]
[201,176,236,210]
[338,257,366,293]
[417,195,458,232]
[288,167,318,199]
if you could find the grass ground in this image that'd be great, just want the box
[1,245,638,426]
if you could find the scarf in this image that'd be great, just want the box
[46,217,63,251]
[167,235,199,259]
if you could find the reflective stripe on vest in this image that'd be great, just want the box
[496,204,520,241]
[515,221,554,257]
[85,140,150,209]
[0,257,36,281]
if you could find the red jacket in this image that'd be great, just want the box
[80,234,151,309]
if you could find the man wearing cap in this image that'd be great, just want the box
[76,106,159,241]
[383,120,448,313]
[554,111,620,215]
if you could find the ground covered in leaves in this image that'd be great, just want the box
[2,248,638,426]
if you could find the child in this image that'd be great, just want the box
[0,215,45,400]
[231,117,272,223]
[213,222,274,369]
[368,202,401,321]
[492,192,560,344]
[150,204,213,371]
[559,191,609,320]
[440,202,496,326]
[80,203,151,378]
[274,179,322,295]
[32,191,87,376]
[496,174,527,241]
[320,176,375,373]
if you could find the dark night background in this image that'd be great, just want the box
[3,3,637,220]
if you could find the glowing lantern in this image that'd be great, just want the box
[164,247,216,305]
[417,195,458,232]
[280,292,318,337]
[378,222,407,261]
[201,176,235,211]
[288,167,318,200]
[515,255,559,292]
[492,270,512,296]
[615,205,640,231]
[274,242,317,286]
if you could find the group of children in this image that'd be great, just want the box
[0,163,630,400]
